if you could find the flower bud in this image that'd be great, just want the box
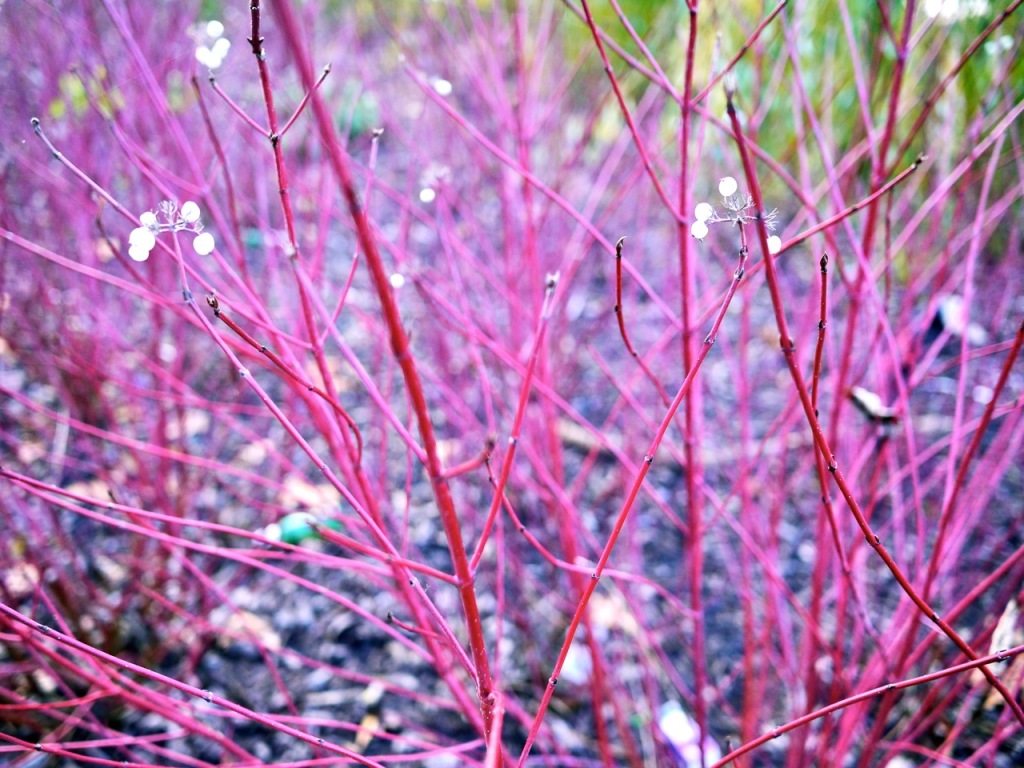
[180,201,201,224]
[193,232,215,255]
[129,227,155,251]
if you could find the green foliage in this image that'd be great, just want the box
[334,79,381,138]
[49,68,124,121]
[555,0,1020,194]
[198,0,224,18]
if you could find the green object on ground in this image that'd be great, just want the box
[271,513,342,545]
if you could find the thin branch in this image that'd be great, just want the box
[725,88,1024,727]
[281,63,332,138]
[206,294,364,464]
[207,77,268,136]
[519,241,752,764]
[693,0,788,104]
[712,644,1024,767]
[613,237,671,408]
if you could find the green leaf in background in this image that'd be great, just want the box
[53,67,124,121]
[58,71,89,117]
[335,79,381,138]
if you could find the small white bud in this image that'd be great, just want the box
[193,232,215,255]
[205,20,224,38]
[139,211,157,228]
[723,71,738,98]
[128,245,151,262]
[767,235,782,255]
[388,273,406,289]
[718,177,738,197]
[431,78,453,97]
[196,47,225,70]
[690,220,709,240]
[129,227,156,251]
[972,385,994,404]
[694,202,713,222]
[419,187,436,203]
[211,37,231,58]
[180,201,201,224]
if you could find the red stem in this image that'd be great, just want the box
[0,602,385,766]
[470,279,557,572]
[678,5,709,764]
[613,236,671,407]
[578,0,680,221]
[207,295,364,463]
[712,644,1024,767]
[280,63,331,138]
[725,88,1024,727]
[272,0,500,742]
[518,239,751,765]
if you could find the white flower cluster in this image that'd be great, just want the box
[128,200,215,262]
[195,20,231,70]
[690,176,782,255]
[923,0,990,24]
